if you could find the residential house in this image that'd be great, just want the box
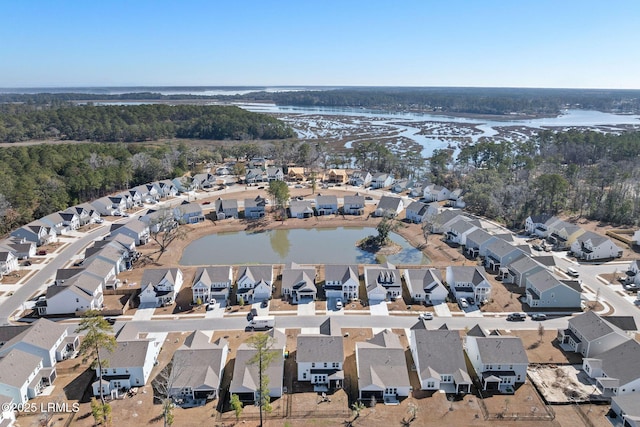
[0,318,76,367]
[92,332,163,398]
[628,260,640,286]
[281,262,316,304]
[37,213,68,235]
[229,329,286,404]
[174,200,205,224]
[371,172,393,189]
[139,208,175,233]
[139,268,183,307]
[215,198,238,219]
[428,209,469,234]
[266,166,284,182]
[109,220,149,246]
[315,195,338,215]
[466,229,510,259]
[90,196,120,216]
[10,223,56,246]
[391,179,412,193]
[502,255,546,287]
[403,268,448,304]
[74,202,102,224]
[126,188,143,207]
[44,272,104,315]
[423,184,451,202]
[244,196,267,219]
[524,214,554,237]
[546,219,585,250]
[191,173,216,189]
[465,334,528,392]
[343,193,365,215]
[59,211,81,231]
[297,318,344,391]
[326,169,348,184]
[557,311,631,358]
[610,392,640,426]
[570,231,622,261]
[169,332,229,402]
[582,339,640,398]
[364,262,401,304]
[132,183,161,203]
[215,166,231,176]
[1,238,36,260]
[324,264,359,301]
[65,205,92,226]
[445,266,491,303]
[405,201,429,224]
[410,180,429,198]
[349,170,372,187]
[0,251,18,276]
[289,200,314,219]
[236,265,273,304]
[484,239,529,271]
[355,329,411,404]
[155,180,178,198]
[0,349,52,405]
[245,168,265,184]
[287,167,306,182]
[0,395,16,426]
[524,270,582,309]
[409,322,471,394]
[191,266,233,304]
[445,217,479,246]
[373,195,403,217]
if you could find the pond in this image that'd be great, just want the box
[179,227,430,265]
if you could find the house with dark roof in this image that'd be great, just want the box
[445,217,479,246]
[405,201,429,224]
[236,265,273,304]
[503,255,546,287]
[570,231,622,261]
[464,228,499,258]
[583,339,640,398]
[315,195,338,215]
[245,167,265,184]
[324,265,359,301]
[373,196,403,217]
[140,268,183,307]
[229,329,285,404]
[558,311,631,357]
[355,329,410,404]
[409,322,471,393]
[296,319,344,391]
[364,263,401,304]
[191,266,233,304]
[465,334,528,392]
[524,270,582,309]
[281,262,316,304]
[169,332,229,403]
[403,268,448,304]
[343,193,365,215]
[445,266,491,303]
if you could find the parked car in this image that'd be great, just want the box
[467,297,475,305]
[36,250,47,256]
[507,312,526,321]
[205,299,217,311]
[459,298,468,309]
[202,201,211,205]
[419,312,433,320]
[532,244,543,251]
[566,267,579,278]
[257,186,265,190]
[336,299,343,310]
[105,318,116,325]
[531,313,547,321]
[261,300,269,308]
[95,218,104,224]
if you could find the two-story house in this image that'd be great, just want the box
[422,184,451,202]
[373,196,404,217]
[405,201,429,224]
[570,231,622,261]
[266,166,284,182]
[297,318,344,391]
[557,311,631,358]
[0,349,51,405]
[315,195,338,215]
[109,220,149,246]
[445,217,479,246]
[484,240,529,272]
[236,265,273,304]
[364,262,401,304]
[289,200,314,219]
[191,266,233,304]
[215,198,239,220]
[324,264,359,301]
[140,268,183,307]
[244,196,267,219]
[281,262,316,304]
[445,266,491,303]
[502,255,546,287]
[371,172,393,189]
[343,193,365,215]
[582,339,640,398]
[524,270,582,309]
[174,201,205,224]
[403,268,448,304]
[349,170,372,187]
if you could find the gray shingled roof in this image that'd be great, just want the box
[237,265,273,284]
[324,265,358,285]
[99,340,151,368]
[297,335,344,364]
[356,330,410,391]
[474,336,528,365]
[447,266,487,286]
[141,268,180,287]
[508,255,542,274]
[194,266,232,284]
[344,193,365,206]
[0,348,43,388]
[526,270,563,292]
[568,311,621,341]
[412,328,471,384]
[171,334,228,391]
[229,330,285,394]
[1,318,67,351]
[316,195,338,206]
[593,339,640,386]
[376,196,403,212]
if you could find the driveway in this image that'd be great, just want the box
[204,299,226,319]
[369,301,389,316]
[326,297,345,315]
[432,301,452,317]
[297,300,316,316]
[133,303,156,321]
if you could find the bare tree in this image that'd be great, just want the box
[247,333,278,427]
[147,207,186,261]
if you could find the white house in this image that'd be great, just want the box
[403,268,448,304]
[422,184,451,202]
[174,201,205,224]
[355,329,411,404]
[570,231,622,261]
[465,334,528,392]
[343,193,365,215]
[364,263,401,304]
[373,196,404,217]
[215,198,238,219]
[266,166,284,181]
[445,266,491,303]
[109,220,150,246]
[296,318,344,391]
[611,392,640,426]
[409,322,472,394]
[315,195,338,215]
[582,339,640,398]
[289,200,314,219]
[0,251,18,276]
[140,268,183,307]
[281,262,316,304]
[371,172,394,189]
[44,272,104,315]
[629,260,640,286]
[191,266,233,304]
[236,265,273,304]
[524,214,554,236]
[10,223,57,247]
[0,349,50,405]
[169,332,229,402]
[405,201,429,224]
[349,170,372,187]
[244,196,266,219]
[324,264,359,301]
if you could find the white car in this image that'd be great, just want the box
[419,312,433,320]
[459,298,468,308]
[336,300,343,309]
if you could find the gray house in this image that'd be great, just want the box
[343,193,365,215]
[281,262,316,304]
[215,198,238,219]
[524,270,581,309]
[503,255,546,287]
[558,311,631,358]
[244,196,266,219]
[315,195,338,215]
[373,196,403,217]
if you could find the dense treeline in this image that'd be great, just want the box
[0,104,294,143]
[268,88,640,115]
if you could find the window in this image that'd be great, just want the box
[311,363,315,368]
[303,373,307,379]
[324,362,327,367]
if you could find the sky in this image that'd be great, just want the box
[1,0,639,89]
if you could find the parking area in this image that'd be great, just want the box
[326,296,345,315]
[297,300,316,315]
[369,301,389,316]
[132,302,156,320]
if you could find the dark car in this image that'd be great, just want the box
[507,313,526,321]
[105,318,116,325]
[261,300,269,308]
[531,313,547,321]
